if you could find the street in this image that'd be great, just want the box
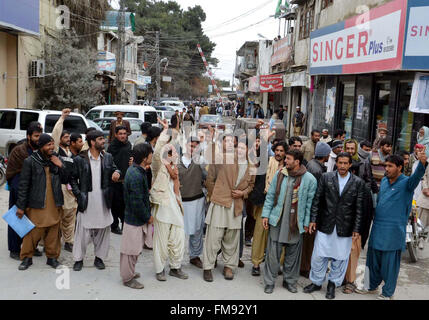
[1,187,428,300]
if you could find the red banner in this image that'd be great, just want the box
[260,74,283,92]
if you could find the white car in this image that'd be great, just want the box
[0,109,90,156]
[85,105,159,125]
[159,100,187,112]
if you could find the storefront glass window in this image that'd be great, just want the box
[340,82,355,139]
[374,82,393,141]
[395,82,414,153]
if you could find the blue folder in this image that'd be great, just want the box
[2,205,35,238]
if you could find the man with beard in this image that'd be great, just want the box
[71,130,121,271]
[302,130,321,162]
[304,153,365,299]
[109,111,131,143]
[293,106,305,136]
[326,140,343,173]
[52,109,79,252]
[178,136,207,269]
[301,142,331,278]
[70,133,84,157]
[16,134,68,270]
[107,126,133,235]
[6,122,43,260]
[342,139,378,294]
[371,139,392,186]
[262,150,317,294]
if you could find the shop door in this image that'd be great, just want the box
[372,82,394,142]
[338,82,355,139]
[394,82,414,153]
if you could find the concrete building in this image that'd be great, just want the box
[304,0,429,152]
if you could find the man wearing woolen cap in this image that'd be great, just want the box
[326,140,343,173]
[16,134,69,270]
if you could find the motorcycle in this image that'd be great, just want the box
[406,201,428,262]
[0,154,6,186]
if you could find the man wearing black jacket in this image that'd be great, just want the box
[16,134,68,270]
[71,130,121,271]
[107,126,132,235]
[304,153,365,299]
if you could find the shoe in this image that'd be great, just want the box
[326,281,336,299]
[34,248,42,257]
[133,272,141,280]
[18,257,33,271]
[264,285,274,294]
[355,287,379,295]
[94,257,105,270]
[278,267,283,276]
[46,258,61,269]
[203,269,213,282]
[251,266,260,276]
[64,242,73,253]
[300,270,310,278]
[283,281,298,293]
[124,279,144,289]
[223,267,234,280]
[169,268,189,280]
[245,239,252,247]
[143,244,153,250]
[111,226,122,235]
[156,269,166,281]
[419,240,424,250]
[303,283,322,294]
[9,252,20,261]
[377,294,393,300]
[214,259,218,268]
[73,260,83,271]
[238,259,244,268]
[190,257,203,269]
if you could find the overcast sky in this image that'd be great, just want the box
[110,0,283,83]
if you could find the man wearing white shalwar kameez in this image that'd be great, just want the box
[178,137,207,268]
[304,153,364,299]
[150,121,188,281]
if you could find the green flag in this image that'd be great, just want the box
[275,0,290,18]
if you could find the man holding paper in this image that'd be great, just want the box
[16,134,69,270]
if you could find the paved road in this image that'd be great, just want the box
[0,187,428,300]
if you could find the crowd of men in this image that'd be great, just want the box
[4,107,429,300]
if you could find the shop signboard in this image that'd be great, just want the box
[260,75,283,92]
[0,0,39,35]
[248,76,260,93]
[310,0,407,75]
[271,35,293,67]
[402,0,429,70]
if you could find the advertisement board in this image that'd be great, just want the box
[260,75,283,92]
[310,0,407,75]
[271,35,293,67]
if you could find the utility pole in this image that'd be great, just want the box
[116,0,125,104]
[155,31,161,101]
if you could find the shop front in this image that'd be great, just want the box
[310,0,429,152]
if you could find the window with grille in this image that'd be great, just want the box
[299,4,315,40]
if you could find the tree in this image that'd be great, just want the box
[37,30,103,111]
[123,0,218,99]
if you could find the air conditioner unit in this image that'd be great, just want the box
[29,60,45,78]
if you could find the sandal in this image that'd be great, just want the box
[343,282,357,294]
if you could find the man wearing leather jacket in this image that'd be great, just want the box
[16,134,69,270]
[304,152,365,299]
[70,130,121,271]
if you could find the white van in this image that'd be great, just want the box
[85,105,159,124]
[0,109,90,156]
[159,100,186,112]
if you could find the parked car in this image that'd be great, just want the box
[92,117,143,147]
[0,108,90,156]
[159,100,187,112]
[154,106,175,124]
[85,105,158,125]
[198,114,225,130]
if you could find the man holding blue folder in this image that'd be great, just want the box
[16,134,68,270]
